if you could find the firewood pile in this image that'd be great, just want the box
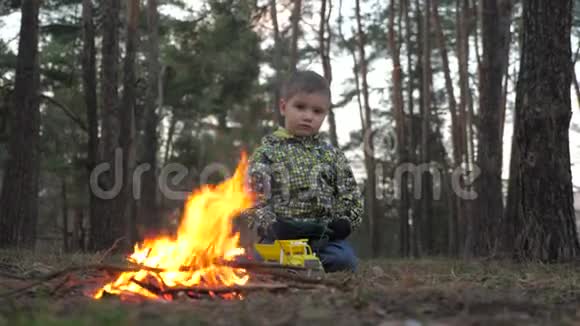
[0,260,351,302]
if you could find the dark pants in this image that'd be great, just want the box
[254,238,357,273]
[315,239,358,272]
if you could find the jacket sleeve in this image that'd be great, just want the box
[332,150,363,230]
[245,147,277,234]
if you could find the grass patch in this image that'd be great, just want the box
[2,251,580,325]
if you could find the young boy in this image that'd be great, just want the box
[246,70,363,272]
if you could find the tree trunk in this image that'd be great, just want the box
[81,0,100,251]
[355,0,378,257]
[411,0,423,258]
[470,0,511,257]
[72,209,84,251]
[339,0,369,251]
[389,0,409,258]
[433,0,459,165]
[120,0,140,247]
[507,0,579,262]
[141,0,161,233]
[433,0,460,255]
[467,92,475,169]
[461,0,476,256]
[338,0,364,130]
[0,0,41,249]
[269,0,284,126]
[318,0,339,147]
[90,0,121,250]
[400,0,414,257]
[289,0,302,72]
[420,0,433,255]
[61,176,69,252]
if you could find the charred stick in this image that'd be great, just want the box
[130,277,163,296]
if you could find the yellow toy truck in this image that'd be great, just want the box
[254,239,324,271]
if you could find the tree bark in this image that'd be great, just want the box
[90,0,121,250]
[459,0,474,256]
[470,0,511,257]
[289,0,302,72]
[420,0,433,255]
[269,0,284,126]
[0,0,41,249]
[355,0,378,257]
[141,0,161,233]
[506,0,580,262]
[433,0,460,255]
[318,0,338,148]
[433,0,459,165]
[402,0,415,257]
[389,0,409,258]
[404,0,414,161]
[72,209,84,251]
[81,0,100,251]
[61,176,69,253]
[337,0,364,129]
[119,0,140,246]
[411,0,423,258]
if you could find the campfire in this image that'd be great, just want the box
[93,153,256,301]
[0,153,345,302]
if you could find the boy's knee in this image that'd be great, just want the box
[327,252,357,272]
[318,240,358,273]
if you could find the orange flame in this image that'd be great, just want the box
[93,153,255,300]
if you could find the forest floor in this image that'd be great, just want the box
[1,249,580,325]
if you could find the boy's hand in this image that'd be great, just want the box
[269,217,329,240]
[327,218,351,241]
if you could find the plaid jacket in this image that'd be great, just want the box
[246,127,363,234]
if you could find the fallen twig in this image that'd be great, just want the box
[95,237,126,264]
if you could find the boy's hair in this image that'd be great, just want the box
[281,70,331,102]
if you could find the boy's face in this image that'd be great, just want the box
[280,91,330,137]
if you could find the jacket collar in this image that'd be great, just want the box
[272,127,321,142]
